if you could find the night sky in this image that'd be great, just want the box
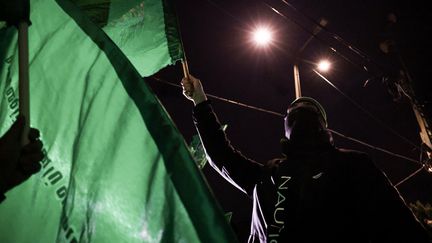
[149,0,432,241]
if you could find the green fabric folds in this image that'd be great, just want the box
[72,0,183,77]
[0,0,237,242]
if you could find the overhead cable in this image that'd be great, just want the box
[313,70,419,150]
[150,76,421,166]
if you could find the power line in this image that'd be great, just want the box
[265,0,421,151]
[329,129,420,165]
[266,2,420,151]
[395,145,427,187]
[201,0,369,73]
[204,0,245,25]
[153,76,284,117]
[197,0,420,151]
[262,2,370,73]
[276,0,391,73]
[395,165,424,187]
[313,70,420,150]
[149,76,421,166]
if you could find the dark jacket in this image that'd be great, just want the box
[193,100,429,243]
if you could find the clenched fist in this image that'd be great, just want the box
[181,75,207,106]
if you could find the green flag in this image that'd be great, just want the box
[0,0,237,242]
[73,0,183,77]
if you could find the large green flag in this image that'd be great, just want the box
[0,0,237,242]
[72,0,183,77]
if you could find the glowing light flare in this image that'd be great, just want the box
[252,26,273,47]
[317,60,331,72]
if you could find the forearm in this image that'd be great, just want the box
[192,100,262,194]
[193,100,237,165]
[192,93,207,106]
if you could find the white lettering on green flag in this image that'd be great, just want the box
[0,0,237,242]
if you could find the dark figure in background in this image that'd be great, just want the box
[0,116,44,203]
[182,75,430,243]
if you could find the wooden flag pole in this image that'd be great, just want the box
[18,20,30,145]
[181,58,190,78]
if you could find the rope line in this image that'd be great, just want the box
[150,76,421,166]
[395,165,424,187]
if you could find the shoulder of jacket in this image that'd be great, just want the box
[334,148,377,172]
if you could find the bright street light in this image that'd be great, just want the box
[317,59,331,72]
[252,26,273,47]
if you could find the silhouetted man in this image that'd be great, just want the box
[182,75,430,242]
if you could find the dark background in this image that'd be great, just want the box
[149,0,432,241]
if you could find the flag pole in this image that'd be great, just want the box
[18,20,30,145]
[170,0,190,79]
[181,58,190,78]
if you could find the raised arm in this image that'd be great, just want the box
[182,75,263,196]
